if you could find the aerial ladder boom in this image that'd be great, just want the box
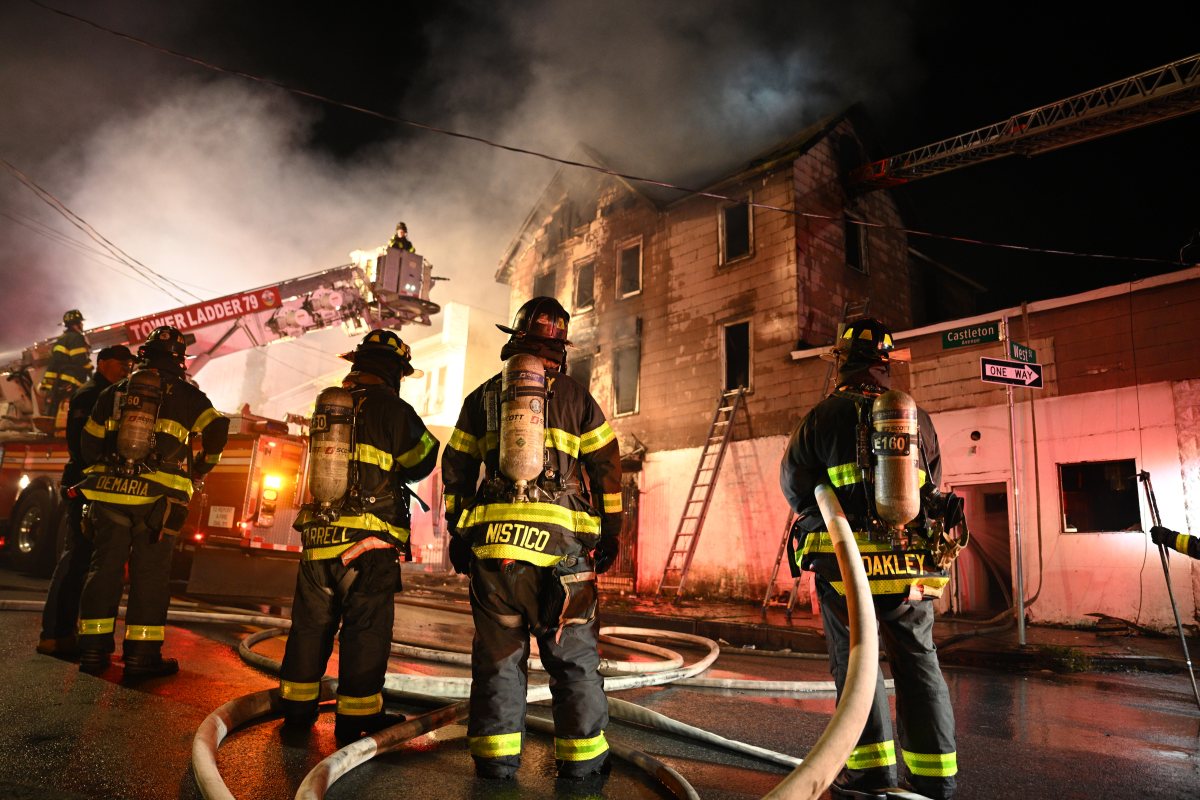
[1,246,440,429]
[852,52,1200,190]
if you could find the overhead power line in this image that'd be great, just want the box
[0,157,202,303]
[26,0,1188,268]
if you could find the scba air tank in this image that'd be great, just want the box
[309,387,354,515]
[500,354,546,501]
[871,389,921,530]
[116,369,162,463]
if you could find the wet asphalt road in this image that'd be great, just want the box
[0,573,1197,800]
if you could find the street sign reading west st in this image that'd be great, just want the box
[1009,340,1037,363]
[942,320,1002,349]
[981,356,1043,389]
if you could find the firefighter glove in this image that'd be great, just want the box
[448,534,473,575]
[1151,525,1177,547]
[593,534,620,575]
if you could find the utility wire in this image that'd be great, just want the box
[0,156,201,303]
[29,0,1186,269]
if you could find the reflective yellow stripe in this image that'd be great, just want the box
[355,442,393,471]
[918,468,927,487]
[800,532,895,555]
[280,680,321,701]
[155,418,189,443]
[60,374,84,387]
[337,514,409,542]
[544,427,580,458]
[473,543,564,566]
[847,740,896,770]
[304,542,355,561]
[579,421,615,454]
[53,344,70,355]
[143,470,194,496]
[336,693,383,716]
[124,625,165,641]
[448,427,477,455]
[827,463,860,487]
[555,732,609,761]
[827,576,951,595]
[602,492,623,514]
[192,407,224,433]
[459,502,600,535]
[902,750,958,777]
[105,419,118,431]
[1176,533,1191,554]
[445,495,458,516]
[79,618,115,635]
[469,732,522,758]
[397,430,436,468]
[67,347,89,356]
[84,418,105,438]
[204,452,221,465]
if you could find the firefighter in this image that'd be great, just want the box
[441,296,622,781]
[780,318,961,800]
[387,221,414,253]
[76,326,229,679]
[1151,525,1200,559]
[37,345,135,659]
[279,329,438,745]
[39,309,92,420]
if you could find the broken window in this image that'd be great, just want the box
[569,355,592,392]
[618,240,642,298]
[533,269,556,299]
[721,200,752,264]
[1058,459,1141,533]
[574,258,595,312]
[845,212,868,274]
[613,345,640,415]
[723,320,751,392]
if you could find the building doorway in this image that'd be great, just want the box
[949,481,1012,618]
[597,473,639,593]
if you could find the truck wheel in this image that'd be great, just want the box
[10,484,60,576]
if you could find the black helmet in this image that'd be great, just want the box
[339,329,419,378]
[497,297,571,345]
[63,309,84,327]
[396,221,408,234]
[138,325,187,362]
[834,317,894,366]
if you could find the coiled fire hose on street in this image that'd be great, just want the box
[5,491,880,800]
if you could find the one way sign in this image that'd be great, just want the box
[980,357,1043,389]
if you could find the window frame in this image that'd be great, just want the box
[612,344,641,417]
[532,268,557,300]
[719,318,753,394]
[616,237,643,300]
[573,257,596,314]
[844,210,869,275]
[1057,458,1142,534]
[719,194,754,266]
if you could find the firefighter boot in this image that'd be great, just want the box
[830,769,894,800]
[37,635,79,660]
[79,649,111,676]
[334,712,406,746]
[123,641,179,680]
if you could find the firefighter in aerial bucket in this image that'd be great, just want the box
[442,296,623,781]
[780,317,967,800]
[279,329,438,746]
[76,326,228,679]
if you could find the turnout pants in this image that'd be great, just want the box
[77,502,176,659]
[41,496,90,640]
[818,580,958,799]
[279,548,399,728]
[467,558,608,779]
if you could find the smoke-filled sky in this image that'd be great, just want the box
[2,0,1197,362]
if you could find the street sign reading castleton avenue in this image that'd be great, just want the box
[942,320,1001,349]
[980,356,1043,389]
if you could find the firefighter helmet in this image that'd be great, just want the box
[339,329,419,378]
[396,221,408,234]
[63,309,84,327]
[138,325,188,363]
[497,297,572,345]
[834,317,894,366]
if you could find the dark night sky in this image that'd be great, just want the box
[1,1,1196,355]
